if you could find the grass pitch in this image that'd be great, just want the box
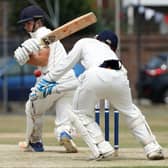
[0,103,167,167]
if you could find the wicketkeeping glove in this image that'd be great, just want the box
[29,78,58,101]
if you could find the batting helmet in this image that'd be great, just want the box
[96,30,118,52]
[18,5,45,24]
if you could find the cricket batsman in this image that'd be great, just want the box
[14,5,79,153]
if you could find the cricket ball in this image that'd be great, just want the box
[33,69,42,77]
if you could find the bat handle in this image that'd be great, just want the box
[29,92,38,101]
[41,36,57,46]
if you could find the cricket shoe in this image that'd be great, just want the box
[97,141,114,161]
[147,149,164,160]
[60,131,78,153]
[89,141,114,161]
[144,142,164,160]
[18,141,44,152]
[89,150,114,161]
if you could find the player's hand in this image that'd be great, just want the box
[21,38,40,54]
[29,78,58,101]
[14,46,30,65]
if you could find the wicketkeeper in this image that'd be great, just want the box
[14,5,79,153]
[21,27,165,160]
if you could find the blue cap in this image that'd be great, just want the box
[96,30,118,51]
[18,5,44,24]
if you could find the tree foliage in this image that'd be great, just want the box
[8,0,97,35]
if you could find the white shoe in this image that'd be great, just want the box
[89,150,113,161]
[88,154,103,161]
[89,141,114,161]
[147,149,164,160]
[144,142,164,160]
[102,150,114,158]
[60,131,78,153]
[98,141,114,159]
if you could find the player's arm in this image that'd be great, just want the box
[14,38,42,66]
[46,40,82,82]
[29,40,82,101]
[14,37,50,66]
[27,47,49,66]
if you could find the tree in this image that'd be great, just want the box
[8,0,96,35]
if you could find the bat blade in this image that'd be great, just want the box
[41,12,97,45]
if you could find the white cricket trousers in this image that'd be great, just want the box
[25,90,74,143]
[73,67,160,147]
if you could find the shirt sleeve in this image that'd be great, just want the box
[46,40,82,81]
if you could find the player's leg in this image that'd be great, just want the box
[109,72,164,160]
[19,99,44,152]
[127,104,164,160]
[70,112,113,160]
[54,91,78,153]
[71,77,114,160]
[19,94,57,152]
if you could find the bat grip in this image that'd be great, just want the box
[29,92,38,101]
[41,36,56,46]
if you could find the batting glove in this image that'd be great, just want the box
[14,46,30,65]
[21,38,40,54]
[29,78,58,101]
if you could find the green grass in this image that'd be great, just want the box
[0,104,167,149]
[0,104,167,168]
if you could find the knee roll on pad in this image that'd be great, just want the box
[70,112,100,157]
[70,112,91,136]
[73,112,104,144]
[85,122,104,144]
[73,110,93,125]
[126,114,145,130]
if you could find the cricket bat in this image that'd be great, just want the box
[41,12,97,45]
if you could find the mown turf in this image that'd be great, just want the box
[0,104,167,167]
